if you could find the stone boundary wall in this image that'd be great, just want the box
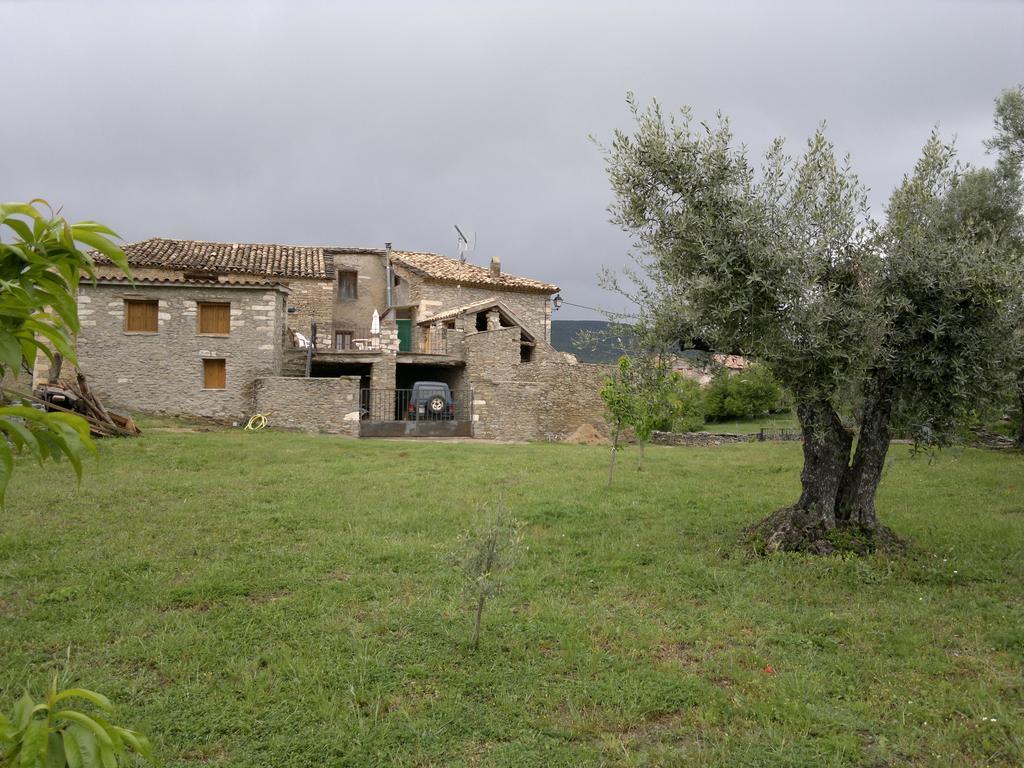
[651,431,755,446]
[463,327,613,441]
[253,376,361,436]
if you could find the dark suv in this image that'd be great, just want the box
[407,381,455,420]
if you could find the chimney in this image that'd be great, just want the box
[489,255,501,277]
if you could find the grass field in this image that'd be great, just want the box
[1,429,1022,767]
[700,413,799,434]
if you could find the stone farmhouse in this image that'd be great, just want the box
[72,238,608,439]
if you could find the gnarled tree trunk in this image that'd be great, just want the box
[795,400,853,528]
[746,392,904,555]
[837,374,893,529]
[746,400,853,554]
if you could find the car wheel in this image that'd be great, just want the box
[427,395,446,417]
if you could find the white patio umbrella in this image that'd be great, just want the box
[371,308,380,335]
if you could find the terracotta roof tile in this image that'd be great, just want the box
[390,251,558,294]
[95,238,383,279]
[96,238,558,294]
[89,275,289,291]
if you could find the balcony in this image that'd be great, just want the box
[400,326,450,355]
[332,327,386,352]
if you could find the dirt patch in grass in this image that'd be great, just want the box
[247,588,291,605]
[180,744,230,764]
[602,710,700,751]
[653,641,701,667]
[463,740,495,767]
[159,599,214,613]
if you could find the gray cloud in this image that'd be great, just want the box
[4,0,1022,318]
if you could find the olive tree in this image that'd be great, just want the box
[984,87,1024,447]
[602,89,1024,552]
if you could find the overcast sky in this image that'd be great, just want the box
[5,0,1023,318]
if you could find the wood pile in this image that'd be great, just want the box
[70,371,141,437]
[14,365,142,438]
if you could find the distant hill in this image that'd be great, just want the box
[550,320,634,364]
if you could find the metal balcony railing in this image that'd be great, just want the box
[400,327,449,355]
[332,327,386,352]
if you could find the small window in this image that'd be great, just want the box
[337,270,357,300]
[335,331,354,350]
[124,300,158,333]
[203,359,226,389]
[198,302,231,335]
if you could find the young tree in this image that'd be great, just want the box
[602,90,1024,552]
[600,356,636,485]
[632,357,706,468]
[0,203,148,765]
[448,506,522,650]
[602,354,703,476]
[1,677,152,767]
[0,200,127,502]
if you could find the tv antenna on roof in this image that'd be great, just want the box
[454,224,476,263]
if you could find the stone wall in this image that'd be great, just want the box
[402,276,553,342]
[330,252,389,342]
[650,431,755,446]
[463,327,611,441]
[76,281,286,420]
[94,263,356,350]
[284,278,336,346]
[252,376,361,436]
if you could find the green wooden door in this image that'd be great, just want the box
[397,319,412,352]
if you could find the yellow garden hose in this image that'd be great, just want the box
[245,413,269,431]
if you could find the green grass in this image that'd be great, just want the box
[1,431,1022,767]
[701,412,798,434]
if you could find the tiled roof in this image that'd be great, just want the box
[95,238,384,279]
[95,238,558,293]
[90,275,289,292]
[391,251,558,294]
[418,297,500,324]
[418,297,537,341]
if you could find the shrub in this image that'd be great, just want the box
[703,363,783,421]
[660,373,705,432]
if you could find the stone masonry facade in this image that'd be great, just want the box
[76,280,287,421]
[462,326,611,441]
[398,279,553,343]
[252,376,361,436]
[79,237,618,440]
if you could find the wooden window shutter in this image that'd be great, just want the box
[198,302,231,334]
[203,359,226,389]
[124,300,158,332]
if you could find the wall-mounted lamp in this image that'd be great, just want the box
[552,293,563,311]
